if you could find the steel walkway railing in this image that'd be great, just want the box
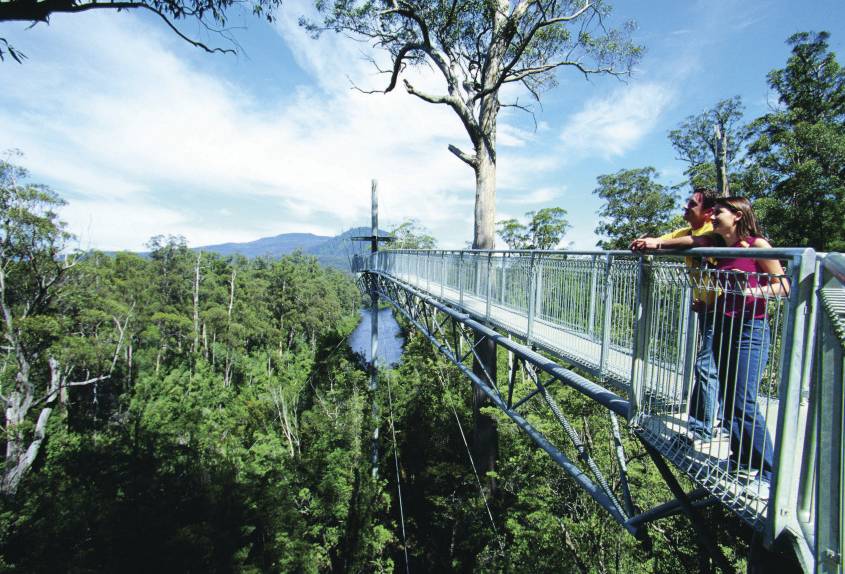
[811,253,845,573]
[358,247,829,564]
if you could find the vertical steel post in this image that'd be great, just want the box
[630,255,654,421]
[370,180,380,478]
[674,281,691,406]
[535,257,545,321]
[426,251,430,293]
[486,252,493,320]
[768,249,817,546]
[475,253,482,298]
[440,252,446,299]
[527,253,537,343]
[459,252,465,306]
[599,254,614,380]
[500,256,507,306]
[815,257,845,573]
[588,254,599,339]
[681,285,699,409]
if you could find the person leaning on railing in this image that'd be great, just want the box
[631,196,790,493]
[632,187,723,444]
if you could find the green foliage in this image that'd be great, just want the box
[593,167,678,249]
[388,219,437,249]
[746,31,845,250]
[305,0,641,99]
[496,207,570,250]
[0,150,71,325]
[497,218,531,250]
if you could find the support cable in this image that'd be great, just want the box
[524,362,629,520]
[610,411,636,517]
[433,363,506,557]
[385,371,411,574]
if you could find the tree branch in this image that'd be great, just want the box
[383,43,425,93]
[448,144,477,167]
[477,1,598,101]
[503,60,619,84]
[34,372,111,408]
[0,1,235,55]
[403,78,453,105]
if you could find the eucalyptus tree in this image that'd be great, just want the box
[307,0,639,486]
[305,0,640,250]
[667,96,748,196]
[388,218,437,249]
[592,167,676,250]
[496,218,531,249]
[497,207,569,249]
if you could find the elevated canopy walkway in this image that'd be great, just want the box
[354,247,845,573]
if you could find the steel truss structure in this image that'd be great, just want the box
[360,269,736,571]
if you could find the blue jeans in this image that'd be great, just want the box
[688,311,721,439]
[713,315,775,481]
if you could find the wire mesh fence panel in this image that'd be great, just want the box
[634,255,796,529]
[608,257,640,351]
[501,254,532,317]
[442,253,462,301]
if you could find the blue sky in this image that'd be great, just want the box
[1,0,843,251]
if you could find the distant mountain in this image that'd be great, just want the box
[199,232,330,258]
[194,227,388,271]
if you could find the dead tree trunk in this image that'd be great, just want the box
[192,251,202,355]
[2,358,108,496]
[224,267,236,386]
[714,124,729,197]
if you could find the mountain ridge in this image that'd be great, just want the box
[194,227,383,270]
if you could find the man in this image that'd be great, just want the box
[630,187,721,443]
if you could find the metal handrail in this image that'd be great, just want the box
[385,246,814,258]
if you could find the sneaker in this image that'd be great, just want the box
[671,428,712,450]
[687,420,714,441]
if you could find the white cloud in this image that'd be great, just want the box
[559,83,675,158]
[503,186,562,205]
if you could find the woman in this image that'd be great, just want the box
[632,197,789,487]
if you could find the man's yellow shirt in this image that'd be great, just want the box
[659,222,717,308]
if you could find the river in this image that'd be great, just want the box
[348,307,405,366]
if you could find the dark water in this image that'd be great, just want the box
[348,308,405,366]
